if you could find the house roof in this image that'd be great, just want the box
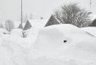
[29,19,49,28]
[45,15,60,27]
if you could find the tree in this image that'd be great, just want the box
[54,3,92,27]
[5,20,14,32]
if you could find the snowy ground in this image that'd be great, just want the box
[0,24,96,65]
[81,27,96,37]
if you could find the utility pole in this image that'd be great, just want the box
[21,0,23,28]
[18,0,23,29]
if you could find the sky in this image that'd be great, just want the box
[0,0,96,21]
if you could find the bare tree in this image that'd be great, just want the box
[54,3,92,27]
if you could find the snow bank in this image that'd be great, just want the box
[0,24,96,65]
[0,29,34,65]
[31,24,96,65]
[81,27,96,37]
[10,28,23,37]
[0,28,8,34]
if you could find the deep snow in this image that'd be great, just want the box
[81,27,96,37]
[32,24,96,64]
[0,24,96,65]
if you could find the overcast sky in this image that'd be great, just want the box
[0,0,96,21]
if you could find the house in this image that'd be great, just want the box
[18,20,32,30]
[45,15,61,27]
[89,14,96,26]
[89,19,96,26]
[23,20,32,30]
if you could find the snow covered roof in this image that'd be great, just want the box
[89,14,96,21]
[45,15,60,27]
[29,19,49,28]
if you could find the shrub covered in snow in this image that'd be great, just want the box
[4,20,14,32]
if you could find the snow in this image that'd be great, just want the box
[29,19,48,28]
[32,24,96,64]
[0,28,9,38]
[0,24,96,65]
[80,27,96,37]
[10,28,23,37]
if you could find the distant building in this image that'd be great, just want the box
[89,14,96,26]
[18,20,32,30]
[28,19,48,28]
[45,15,60,27]
[23,20,32,30]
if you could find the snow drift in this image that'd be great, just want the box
[81,27,96,37]
[0,24,96,65]
[31,24,96,65]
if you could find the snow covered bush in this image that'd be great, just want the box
[54,3,92,27]
[5,20,14,32]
